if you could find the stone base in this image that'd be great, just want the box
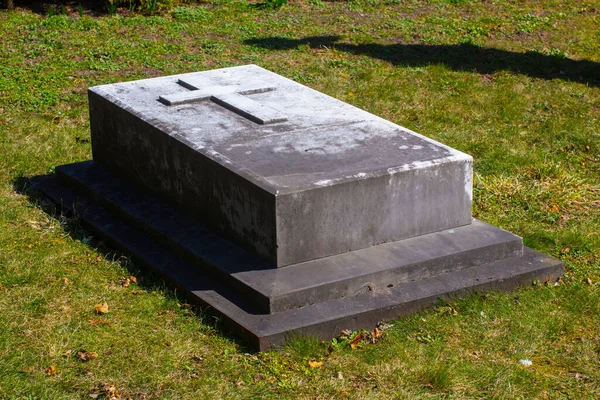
[31,162,564,351]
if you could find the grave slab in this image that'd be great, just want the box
[89,64,472,267]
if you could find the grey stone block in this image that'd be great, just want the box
[89,64,472,267]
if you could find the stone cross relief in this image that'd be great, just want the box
[158,76,288,125]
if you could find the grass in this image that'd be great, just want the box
[1,0,599,398]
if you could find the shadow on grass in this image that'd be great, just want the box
[244,35,600,87]
[6,0,108,15]
[13,174,252,352]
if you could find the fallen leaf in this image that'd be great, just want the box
[349,333,363,350]
[585,278,593,285]
[129,276,137,283]
[102,385,121,399]
[78,351,99,362]
[308,360,323,368]
[181,303,191,309]
[372,327,382,340]
[120,278,130,287]
[551,204,559,213]
[93,302,109,314]
[46,365,57,376]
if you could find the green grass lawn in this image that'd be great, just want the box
[1,0,599,398]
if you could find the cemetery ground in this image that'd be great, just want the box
[0,0,599,398]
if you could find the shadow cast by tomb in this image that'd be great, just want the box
[244,35,600,87]
[18,170,274,308]
[7,0,110,15]
[14,174,268,353]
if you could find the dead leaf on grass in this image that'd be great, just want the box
[78,351,99,362]
[120,278,130,287]
[129,276,137,283]
[102,384,121,399]
[93,302,109,314]
[349,333,363,349]
[308,360,323,368]
[46,365,57,376]
[372,327,382,342]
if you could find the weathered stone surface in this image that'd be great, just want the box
[89,64,472,267]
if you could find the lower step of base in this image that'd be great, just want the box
[31,171,564,351]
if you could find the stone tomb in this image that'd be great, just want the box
[33,65,563,350]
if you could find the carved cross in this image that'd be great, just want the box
[158,76,288,125]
